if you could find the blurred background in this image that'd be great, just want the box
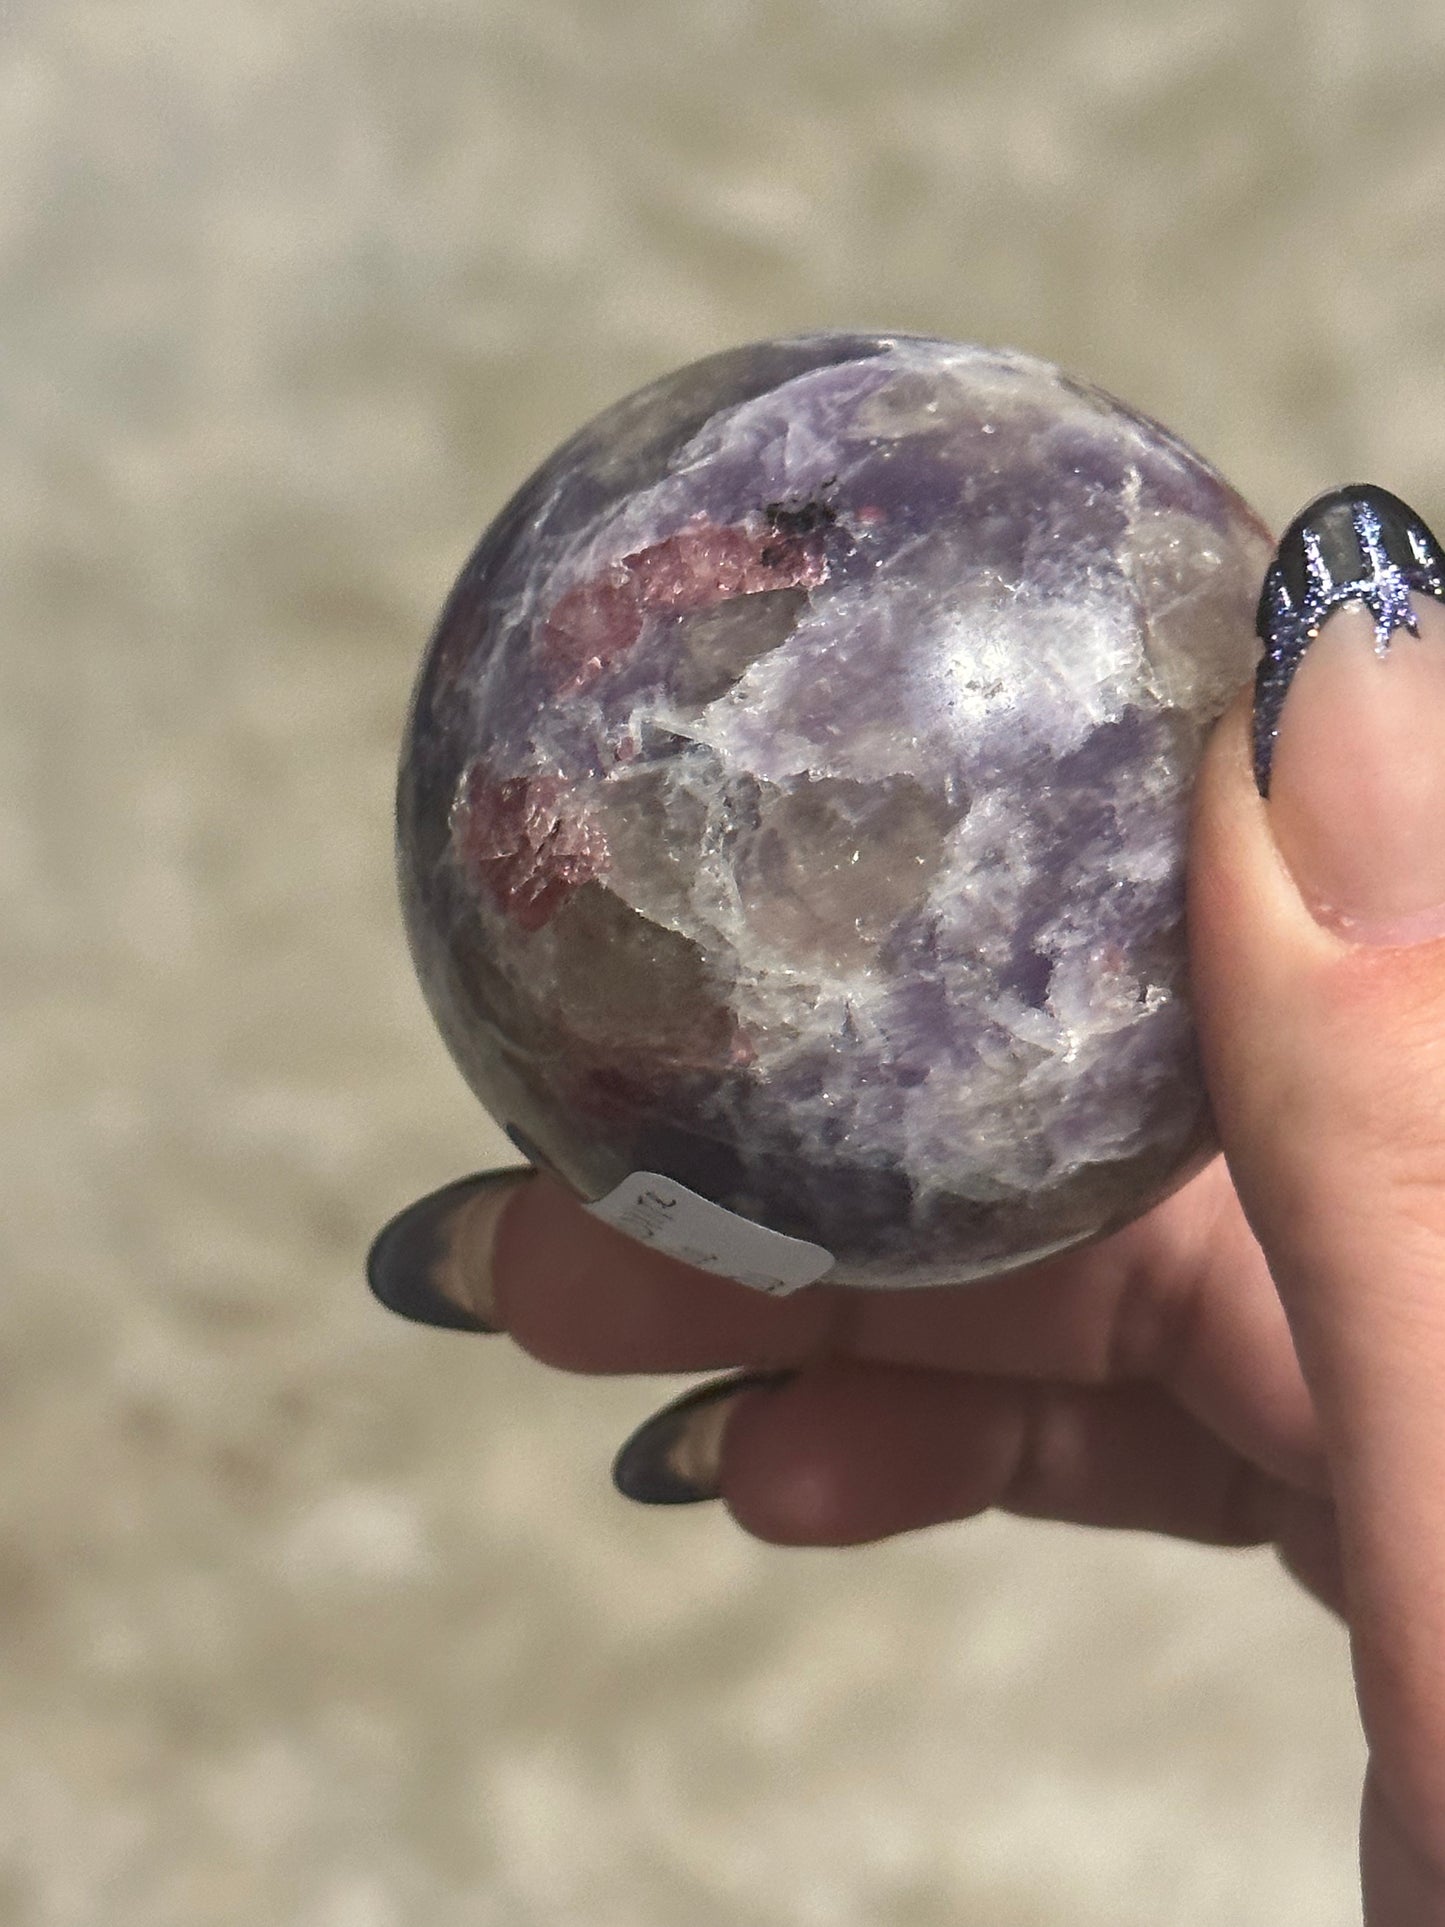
[15,0,1443,1918]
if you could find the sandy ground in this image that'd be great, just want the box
[14,0,1443,1918]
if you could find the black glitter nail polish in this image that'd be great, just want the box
[1253,484,1445,797]
[365,1169,526,1332]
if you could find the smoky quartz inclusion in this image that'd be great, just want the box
[398,334,1269,1288]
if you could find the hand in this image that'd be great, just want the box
[369,487,1445,1919]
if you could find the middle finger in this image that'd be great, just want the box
[382,1160,1324,1489]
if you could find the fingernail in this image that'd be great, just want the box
[365,1169,530,1332]
[1254,484,1445,944]
[611,1371,794,1506]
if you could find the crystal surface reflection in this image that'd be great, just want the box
[398,335,1270,1288]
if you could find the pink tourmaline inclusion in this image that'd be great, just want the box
[540,515,829,693]
[450,771,609,931]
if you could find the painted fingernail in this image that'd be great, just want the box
[1253,485,1445,944]
[365,1168,530,1332]
[612,1371,794,1506]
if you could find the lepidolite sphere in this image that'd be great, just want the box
[398,334,1269,1288]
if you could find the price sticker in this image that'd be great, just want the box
[586,1173,835,1296]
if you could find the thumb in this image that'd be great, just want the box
[1189,484,1445,1906]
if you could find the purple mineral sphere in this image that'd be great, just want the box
[398,334,1270,1289]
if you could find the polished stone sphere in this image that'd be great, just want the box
[398,334,1269,1288]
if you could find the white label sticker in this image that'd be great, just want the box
[586,1173,835,1296]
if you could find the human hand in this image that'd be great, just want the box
[368,485,1445,1919]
